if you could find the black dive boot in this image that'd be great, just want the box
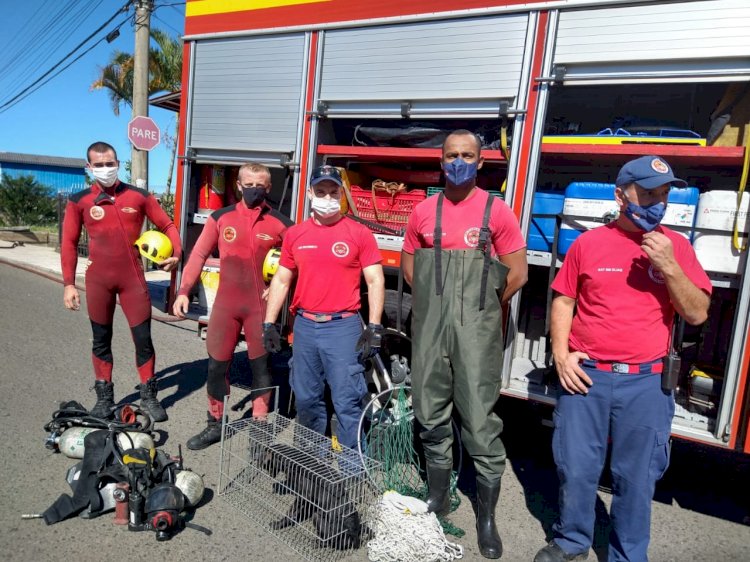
[138,377,168,422]
[89,381,115,419]
[425,464,452,517]
[187,412,223,450]
[476,480,503,559]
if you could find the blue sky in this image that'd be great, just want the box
[0,1,186,193]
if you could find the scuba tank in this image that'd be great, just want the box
[54,427,155,459]
[174,469,205,507]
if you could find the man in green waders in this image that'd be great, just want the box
[401,129,528,559]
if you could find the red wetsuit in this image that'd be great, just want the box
[178,201,292,418]
[61,181,182,383]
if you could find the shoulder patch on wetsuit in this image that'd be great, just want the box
[267,208,294,227]
[68,188,92,204]
[211,205,235,221]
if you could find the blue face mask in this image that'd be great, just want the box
[623,199,666,232]
[443,158,478,188]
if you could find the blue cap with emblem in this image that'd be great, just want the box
[310,165,343,187]
[615,155,687,190]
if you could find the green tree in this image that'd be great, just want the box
[0,174,57,226]
[91,28,182,195]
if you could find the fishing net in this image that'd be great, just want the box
[358,385,464,538]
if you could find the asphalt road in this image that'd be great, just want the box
[1,262,750,561]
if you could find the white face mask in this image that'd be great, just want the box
[310,195,340,218]
[91,166,119,188]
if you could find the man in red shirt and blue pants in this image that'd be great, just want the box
[534,156,712,562]
[61,141,182,422]
[263,165,385,451]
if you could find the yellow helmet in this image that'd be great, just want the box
[263,248,281,282]
[135,231,173,264]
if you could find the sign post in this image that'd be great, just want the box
[128,116,161,151]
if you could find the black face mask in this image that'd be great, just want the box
[242,187,266,208]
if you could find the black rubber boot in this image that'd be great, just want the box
[476,480,503,559]
[425,464,452,517]
[89,381,115,419]
[138,377,168,422]
[187,412,223,450]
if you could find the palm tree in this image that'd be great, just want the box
[91,29,182,194]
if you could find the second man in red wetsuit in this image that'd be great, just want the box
[174,162,292,450]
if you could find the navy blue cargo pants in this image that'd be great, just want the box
[290,314,367,450]
[551,364,674,562]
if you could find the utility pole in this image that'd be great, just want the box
[131,0,152,189]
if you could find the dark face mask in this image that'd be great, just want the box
[242,187,266,208]
[622,195,666,232]
[443,158,478,188]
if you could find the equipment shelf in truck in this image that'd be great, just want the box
[317,145,506,163]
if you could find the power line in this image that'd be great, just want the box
[0,1,133,114]
[1,1,96,91]
[152,12,183,37]
[0,17,132,116]
[0,0,75,76]
[0,0,56,56]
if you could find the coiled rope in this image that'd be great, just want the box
[367,491,463,562]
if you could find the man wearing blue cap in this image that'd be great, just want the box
[263,165,385,450]
[534,156,712,562]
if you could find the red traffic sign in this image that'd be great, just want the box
[128,115,160,151]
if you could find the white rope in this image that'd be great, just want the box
[367,491,463,562]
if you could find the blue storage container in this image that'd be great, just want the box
[663,187,699,240]
[558,182,617,254]
[557,183,701,254]
[527,191,564,252]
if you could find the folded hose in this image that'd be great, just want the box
[44,400,153,434]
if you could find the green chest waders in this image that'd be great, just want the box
[411,193,510,484]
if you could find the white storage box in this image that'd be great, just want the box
[693,191,749,274]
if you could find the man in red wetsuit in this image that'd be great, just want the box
[173,163,292,450]
[61,141,182,422]
[263,165,385,451]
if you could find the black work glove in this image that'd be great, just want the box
[356,323,384,360]
[262,322,281,353]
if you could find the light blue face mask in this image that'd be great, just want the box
[443,158,478,188]
[623,199,666,232]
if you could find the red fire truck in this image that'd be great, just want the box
[165,0,750,453]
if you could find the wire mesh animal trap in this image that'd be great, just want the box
[218,413,382,561]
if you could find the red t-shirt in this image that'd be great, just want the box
[280,216,382,315]
[403,188,525,256]
[551,223,712,363]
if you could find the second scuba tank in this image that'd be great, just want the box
[55,427,155,459]
[174,469,205,506]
